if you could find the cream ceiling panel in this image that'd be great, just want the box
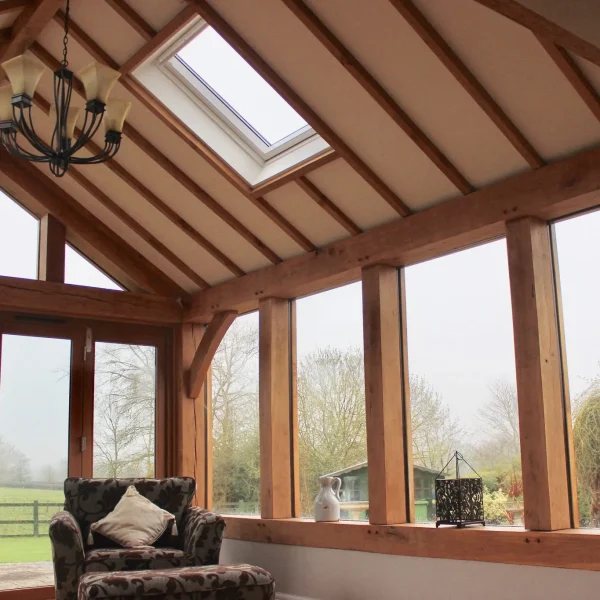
[305,161,399,231]
[416,0,600,161]
[208,0,459,211]
[303,0,530,188]
[265,185,348,248]
[125,0,187,33]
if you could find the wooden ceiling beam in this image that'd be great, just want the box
[30,43,280,273]
[389,0,544,169]
[0,148,187,298]
[188,310,237,397]
[55,8,336,249]
[191,0,411,217]
[0,0,30,16]
[1,0,63,61]
[474,0,600,70]
[104,0,156,42]
[119,3,197,74]
[0,275,182,324]
[281,0,473,195]
[186,143,600,321]
[250,150,338,198]
[296,176,362,236]
[539,38,600,124]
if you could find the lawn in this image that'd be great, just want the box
[0,487,64,564]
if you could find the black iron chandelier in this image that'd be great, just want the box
[0,0,131,177]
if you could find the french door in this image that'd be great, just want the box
[0,313,168,594]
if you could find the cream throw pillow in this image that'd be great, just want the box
[88,485,177,548]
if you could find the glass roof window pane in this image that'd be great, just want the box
[177,26,307,146]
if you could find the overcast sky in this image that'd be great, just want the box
[0,191,599,474]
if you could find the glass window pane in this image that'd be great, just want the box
[0,192,38,280]
[0,335,70,590]
[93,343,156,477]
[65,246,122,290]
[553,211,600,528]
[405,240,520,525]
[296,283,367,521]
[211,312,260,515]
[178,27,307,145]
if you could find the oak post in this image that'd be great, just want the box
[173,323,207,506]
[259,297,294,519]
[362,264,410,524]
[38,213,66,282]
[506,217,571,530]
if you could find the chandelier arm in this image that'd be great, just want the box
[69,110,104,155]
[14,106,55,156]
[53,68,74,157]
[2,131,50,162]
[70,140,117,164]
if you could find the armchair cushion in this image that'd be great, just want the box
[63,477,195,547]
[85,547,194,573]
[49,510,86,600]
[183,506,226,565]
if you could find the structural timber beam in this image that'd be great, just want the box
[105,0,156,41]
[474,0,600,69]
[506,217,570,530]
[188,310,237,398]
[0,275,182,324]
[0,0,29,16]
[0,149,186,298]
[38,213,66,283]
[186,144,600,322]
[192,0,412,217]
[0,0,62,62]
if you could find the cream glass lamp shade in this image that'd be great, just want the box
[104,99,131,133]
[78,62,120,104]
[0,85,13,121]
[1,54,47,98]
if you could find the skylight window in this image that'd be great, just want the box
[177,27,307,147]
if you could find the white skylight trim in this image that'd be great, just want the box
[133,18,329,186]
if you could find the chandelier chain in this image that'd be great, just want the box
[62,0,70,68]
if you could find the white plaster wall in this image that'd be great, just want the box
[221,539,600,600]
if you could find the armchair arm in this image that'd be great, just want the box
[182,506,226,565]
[49,511,85,600]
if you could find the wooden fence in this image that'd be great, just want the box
[0,502,63,537]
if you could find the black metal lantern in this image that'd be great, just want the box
[435,451,485,528]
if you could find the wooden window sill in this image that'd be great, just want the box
[223,516,600,571]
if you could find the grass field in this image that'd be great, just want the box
[0,487,63,564]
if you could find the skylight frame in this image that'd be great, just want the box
[161,22,317,163]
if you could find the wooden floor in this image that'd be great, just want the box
[0,562,53,591]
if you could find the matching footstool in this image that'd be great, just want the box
[77,564,275,600]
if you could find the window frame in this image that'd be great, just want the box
[160,21,317,163]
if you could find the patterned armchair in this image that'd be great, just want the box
[49,477,226,600]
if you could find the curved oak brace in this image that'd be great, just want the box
[187,310,238,398]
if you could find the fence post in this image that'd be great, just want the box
[33,501,39,537]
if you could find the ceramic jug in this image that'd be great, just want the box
[314,475,342,522]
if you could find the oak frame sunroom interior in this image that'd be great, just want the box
[2,0,600,598]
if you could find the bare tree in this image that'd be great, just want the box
[479,380,520,460]
[11,451,31,485]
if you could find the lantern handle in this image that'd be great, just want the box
[435,450,483,480]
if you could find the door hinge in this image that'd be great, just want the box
[80,436,87,453]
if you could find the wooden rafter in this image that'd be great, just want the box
[0,0,29,16]
[191,0,411,217]
[56,4,335,247]
[30,43,277,275]
[296,176,362,236]
[186,143,600,321]
[45,19,283,266]
[389,0,544,169]
[38,213,66,283]
[281,0,473,195]
[475,0,600,70]
[104,0,156,41]
[119,3,197,74]
[250,149,338,197]
[0,28,11,44]
[0,149,187,298]
[539,38,600,123]
[188,310,237,398]
[0,275,182,323]
[0,0,62,62]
